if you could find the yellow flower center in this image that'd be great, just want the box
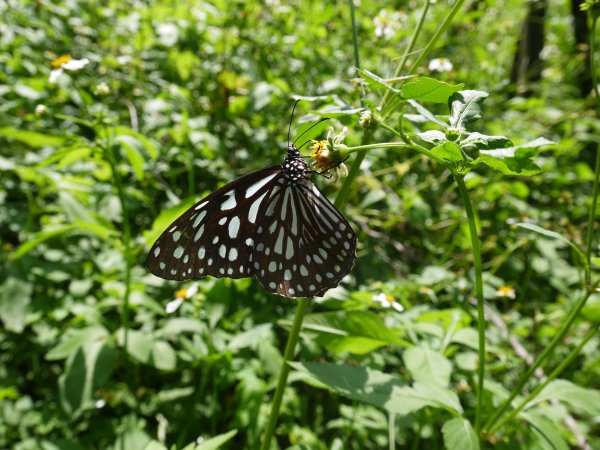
[51,55,72,69]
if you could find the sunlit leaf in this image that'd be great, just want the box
[402,77,464,104]
[442,418,479,450]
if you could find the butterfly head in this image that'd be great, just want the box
[282,144,310,181]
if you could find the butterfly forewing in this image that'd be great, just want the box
[146,166,281,281]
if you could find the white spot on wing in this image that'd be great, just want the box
[229,248,238,261]
[274,227,284,254]
[229,216,240,239]
[221,191,236,210]
[154,247,160,257]
[285,237,294,260]
[194,224,205,242]
[174,246,184,259]
[248,192,267,224]
[193,210,207,227]
[245,172,278,198]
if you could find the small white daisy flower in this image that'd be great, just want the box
[166,282,199,313]
[428,57,454,73]
[373,293,404,312]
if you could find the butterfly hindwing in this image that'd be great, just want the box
[146,166,282,281]
[252,178,357,298]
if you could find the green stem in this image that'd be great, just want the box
[345,142,411,154]
[260,298,310,450]
[483,289,594,435]
[407,0,465,75]
[104,136,132,355]
[380,122,446,165]
[586,15,600,286]
[485,10,600,437]
[381,0,431,112]
[454,176,485,435]
[488,322,600,436]
[348,0,360,75]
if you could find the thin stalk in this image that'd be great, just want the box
[381,0,431,111]
[260,298,310,450]
[485,10,600,436]
[586,15,600,286]
[483,289,594,435]
[407,0,465,75]
[380,122,446,165]
[104,137,132,356]
[346,142,411,154]
[454,176,485,435]
[349,0,360,73]
[488,323,600,436]
[389,413,396,450]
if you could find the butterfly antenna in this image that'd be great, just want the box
[292,117,331,147]
[288,99,302,147]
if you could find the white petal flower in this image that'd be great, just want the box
[49,68,63,84]
[165,298,184,314]
[373,293,404,312]
[428,57,453,73]
[61,57,90,71]
[166,282,199,314]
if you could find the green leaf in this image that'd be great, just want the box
[290,362,462,416]
[117,329,153,364]
[59,340,117,417]
[407,100,447,126]
[403,345,452,387]
[99,126,158,159]
[47,326,109,360]
[516,223,585,264]
[357,68,399,93]
[0,127,66,147]
[415,130,447,146]
[143,442,168,450]
[520,411,569,450]
[195,430,238,449]
[228,323,273,350]
[292,119,331,146]
[472,137,552,176]
[0,277,33,333]
[116,135,145,181]
[157,318,207,337]
[461,132,512,149]
[11,225,77,260]
[151,340,177,371]
[301,310,406,354]
[401,77,464,103]
[526,379,600,416]
[433,142,463,162]
[442,418,479,450]
[448,90,489,132]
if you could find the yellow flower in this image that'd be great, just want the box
[309,126,349,176]
[51,55,72,69]
[496,285,516,299]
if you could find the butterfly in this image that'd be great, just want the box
[146,122,357,298]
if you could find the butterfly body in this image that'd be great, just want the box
[147,144,356,298]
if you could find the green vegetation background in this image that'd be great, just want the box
[0,1,598,449]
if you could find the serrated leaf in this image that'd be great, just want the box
[290,362,462,415]
[449,90,489,132]
[357,68,399,93]
[473,153,542,176]
[433,142,463,162]
[0,127,66,147]
[416,130,447,145]
[461,132,512,149]
[442,418,479,450]
[402,77,464,103]
[403,345,452,387]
